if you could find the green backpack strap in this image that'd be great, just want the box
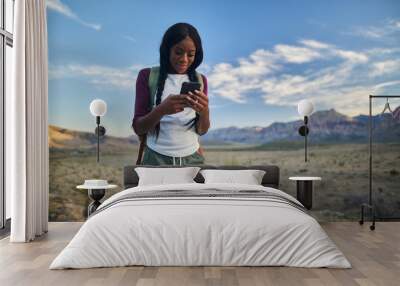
[148,67,160,109]
[148,66,204,110]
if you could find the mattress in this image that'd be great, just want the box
[50,183,351,269]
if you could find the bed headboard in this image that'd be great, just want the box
[123,165,280,189]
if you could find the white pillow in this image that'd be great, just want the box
[135,167,200,186]
[200,169,266,185]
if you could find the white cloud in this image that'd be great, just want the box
[49,37,400,116]
[300,39,332,49]
[333,50,368,63]
[206,38,400,116]
[206,49,281,103]
[49,64,143,90]
[374,80,400,90]
[353,27,385,39]
[369,60,400,77]
[366,47,400,56]
[197,63,212,74]
[122,35,137,43]
[46,0,101,31]
[347,18,400,40]
[274,44,321,63]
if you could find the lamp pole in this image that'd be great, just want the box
[297,99,313,163]
[304,116,308,162]
[96,116,100,163]
[90,99,107,164]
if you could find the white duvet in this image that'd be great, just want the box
[50,183,351,269]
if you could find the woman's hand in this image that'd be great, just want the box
[185,90,209,115]
[158,94,187,115]
[134,94,184,135]
[185,89,210,135]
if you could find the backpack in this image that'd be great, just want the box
[136,67,204,164]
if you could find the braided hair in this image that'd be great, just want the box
[153,23,204,139]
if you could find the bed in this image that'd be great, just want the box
[50,165,350,269]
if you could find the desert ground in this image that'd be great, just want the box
[49,143,400,221]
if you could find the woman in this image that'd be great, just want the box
[132,23,210,166]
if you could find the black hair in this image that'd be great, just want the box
[153,22,204,138]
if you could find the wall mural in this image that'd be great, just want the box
[47,0,400,221]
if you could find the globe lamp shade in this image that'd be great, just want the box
[297,99,314,117]
[90,99,107,117]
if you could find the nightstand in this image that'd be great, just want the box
[289,176,321,210]
[77,180,117,216]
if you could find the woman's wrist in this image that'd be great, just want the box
[134,105,165,135]
[154,104,166,117]
[196,108,210,135]
[198,106,209,117]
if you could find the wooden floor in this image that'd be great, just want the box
[0,222,399,286]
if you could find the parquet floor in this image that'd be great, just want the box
[0,222,399,286]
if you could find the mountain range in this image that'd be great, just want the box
[201,108,400,145]
[49,107,400,151]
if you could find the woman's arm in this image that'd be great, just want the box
[133,106,165,136]
[186,75,210,135]
[132,69,154,135]
[196,107,210,135]
[132,69,187,135]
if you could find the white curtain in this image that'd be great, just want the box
[8,0,49,242]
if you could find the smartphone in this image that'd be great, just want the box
[180,82,201,95]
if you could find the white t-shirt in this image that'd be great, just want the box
[146,73,199,157]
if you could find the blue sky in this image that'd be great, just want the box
[47,0,400,137]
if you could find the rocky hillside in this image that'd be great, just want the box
[49,125,138,152]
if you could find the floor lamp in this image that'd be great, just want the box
[85,99,108,216]
[297,99,314,162]
[89,99,107,163]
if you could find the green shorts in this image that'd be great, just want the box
[142,147,205,166]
